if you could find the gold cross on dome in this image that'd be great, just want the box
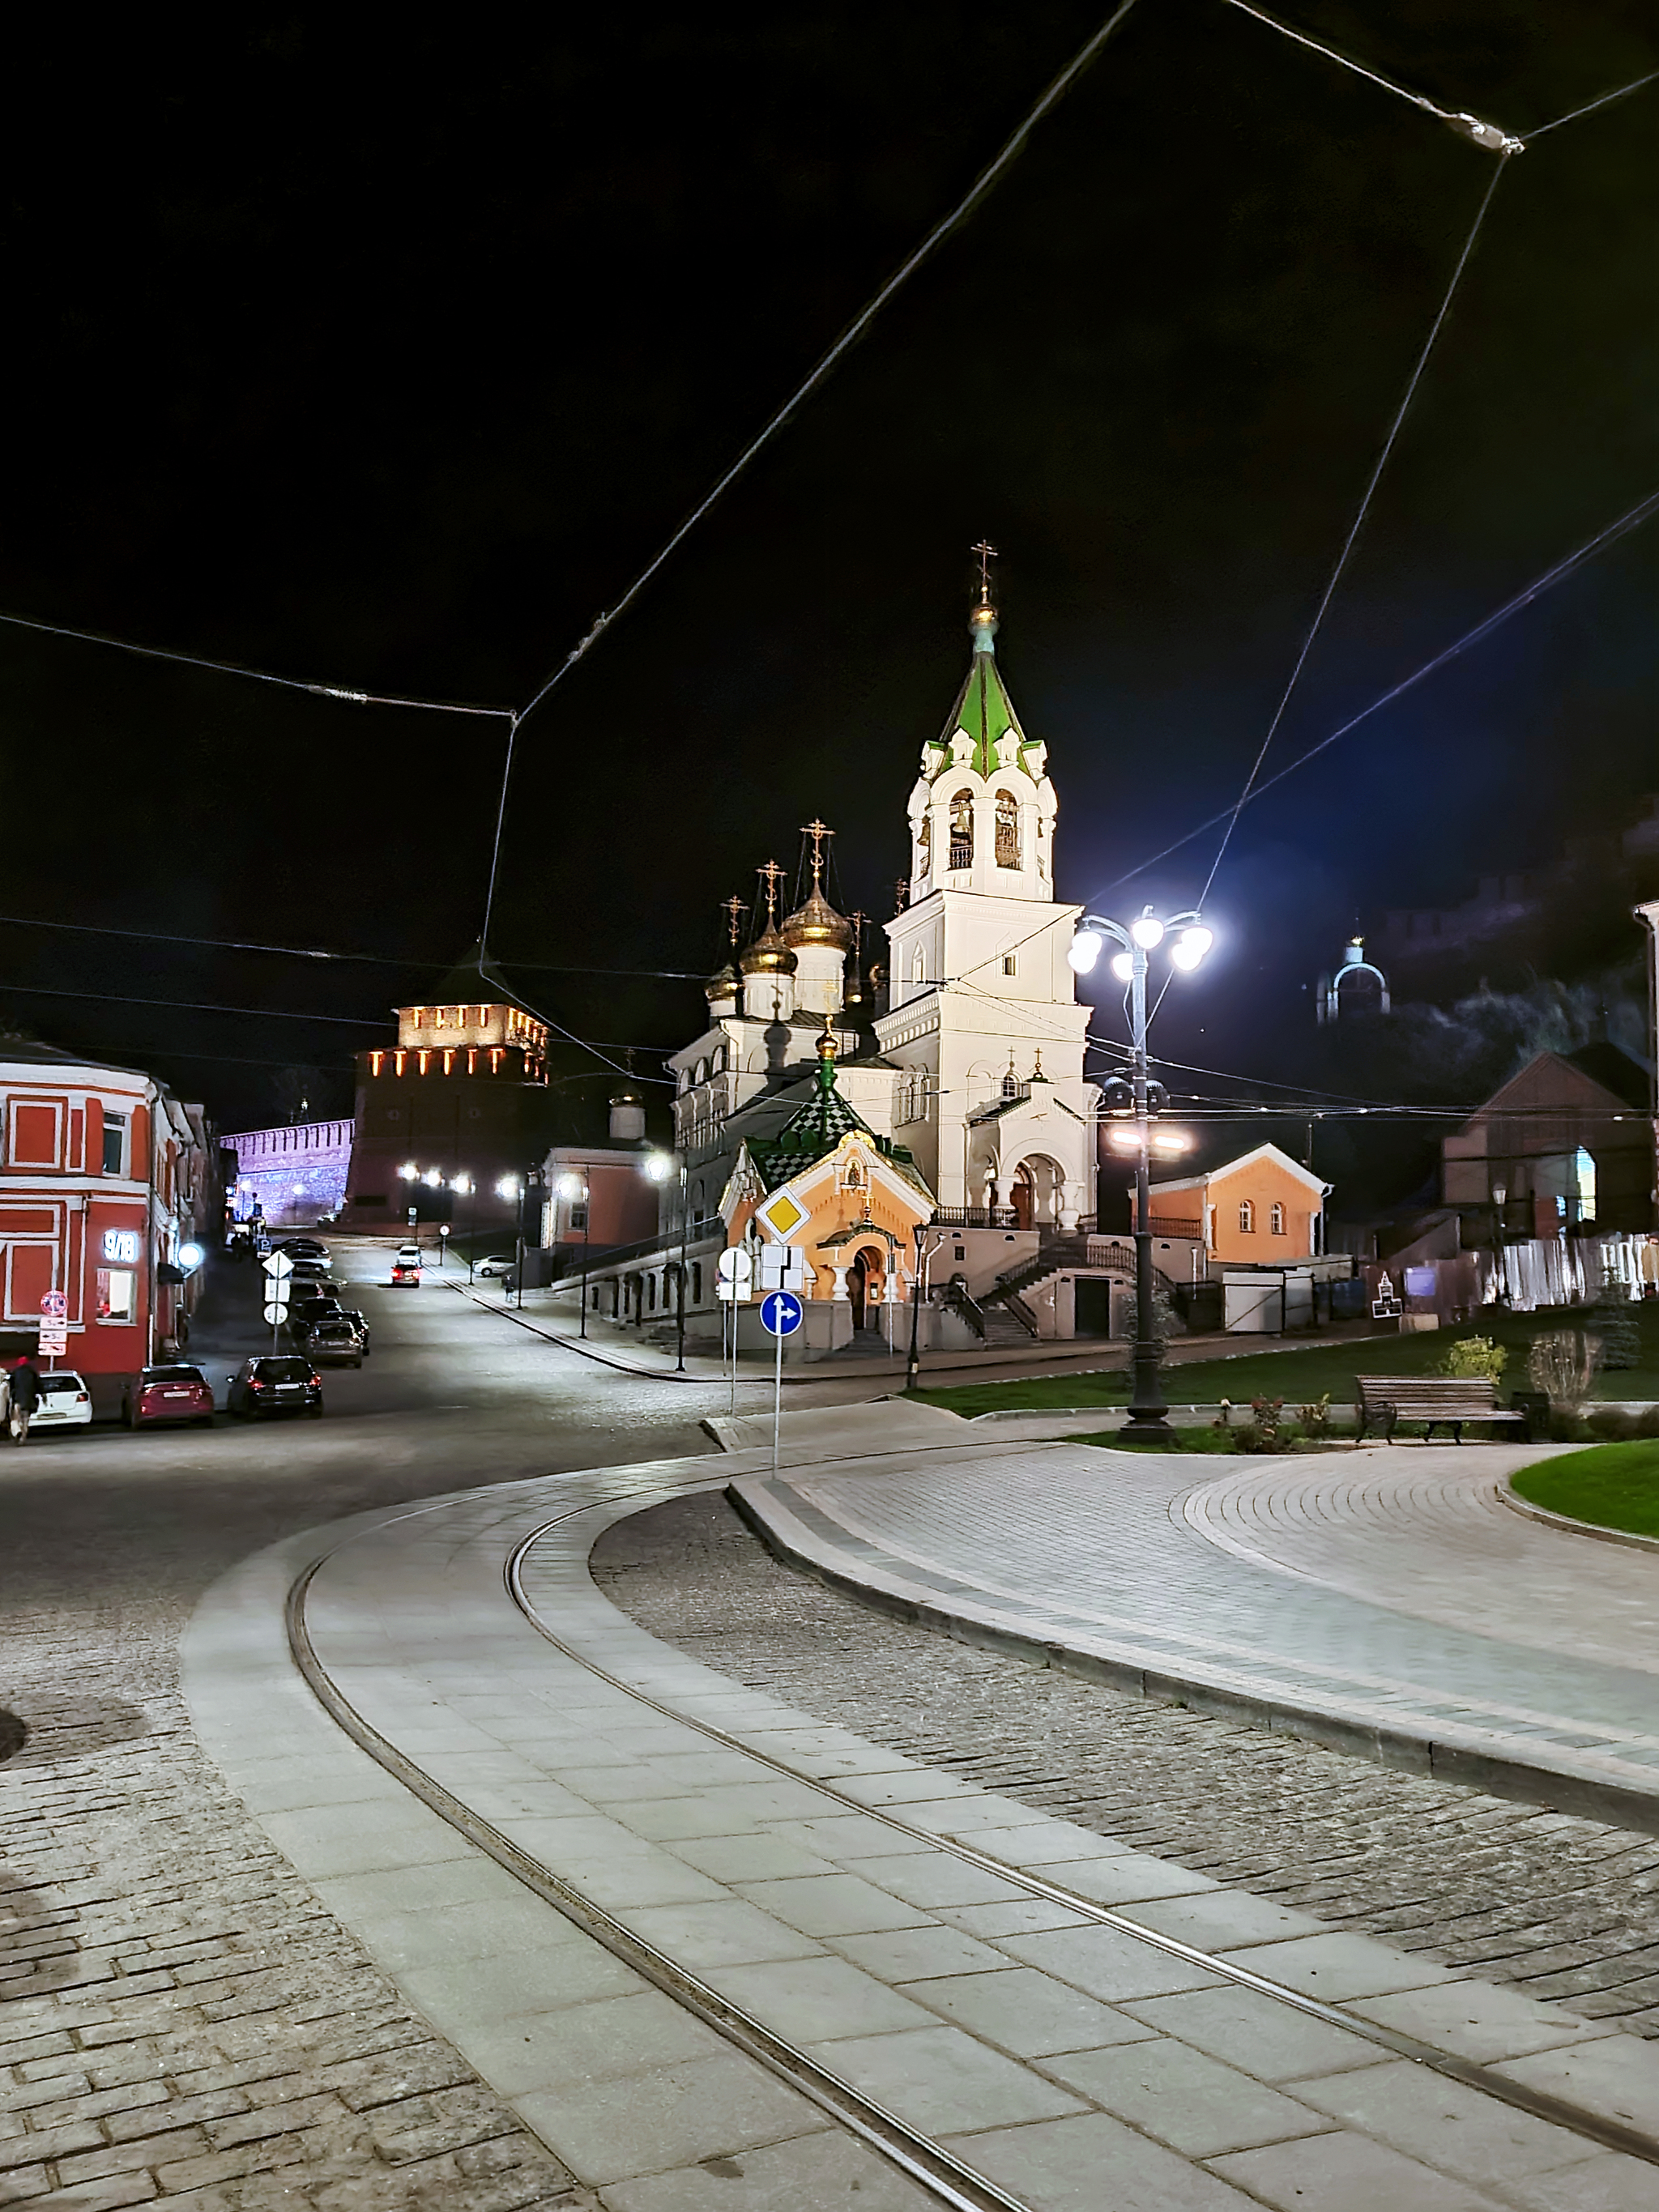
[757,859,786,927]
[847,910,868,957]
[800,818,832,889]
[971,539,997,605]
[721,894,747,946]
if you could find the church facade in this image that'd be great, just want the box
[545,576,1111,1356]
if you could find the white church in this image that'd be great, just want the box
[545,572,1124,1354]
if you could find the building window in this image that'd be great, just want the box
[1269,1202,1286,1236]
[1239,1200,1255,1234]
[102,1113,127,1176]
[692,1262,703,1302]
[949,790,974,869]
[569,1203,588,1232]
[96,1267,137,1321]
[1002,953,1017,976]
[995,791,1020,868]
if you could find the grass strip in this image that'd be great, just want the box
[1511,1438,1659,1539]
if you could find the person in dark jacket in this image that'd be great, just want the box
[8,1355,41,1443]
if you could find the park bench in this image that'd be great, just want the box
[1354,1375,1530,1445]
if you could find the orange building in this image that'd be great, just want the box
[1145,1142,1329,1265]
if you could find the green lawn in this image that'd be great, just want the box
[919,1302,1659,1420]
[1511,1440,1659,1539]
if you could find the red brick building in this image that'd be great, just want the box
[0,1038,217,1383]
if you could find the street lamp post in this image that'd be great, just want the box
[904,1223,944,1393]
[644,1151,689,1372]
[1069,906,1213,1445]
[557,1170,592,1338]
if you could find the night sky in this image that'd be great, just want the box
[0,3,1653,1187]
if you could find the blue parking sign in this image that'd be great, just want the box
[760,1290,804,1336]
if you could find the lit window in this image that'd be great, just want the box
[1239,1200,1255,1234]
[102,1112,127,1176]
[96,1268,136,1320]
[1270,1202,1285,1236]
[1002,953,1017,976]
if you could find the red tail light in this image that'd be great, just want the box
[249,1377,267,1391]
[308,1371,322,1387]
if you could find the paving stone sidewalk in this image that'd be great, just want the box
[181,1460,1659,2210]
[0,1605,597,2210]
[730,1434,1659,1825]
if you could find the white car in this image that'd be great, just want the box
[474,1255,516,1278]
[32,1370,94,1430]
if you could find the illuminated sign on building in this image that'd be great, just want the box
[101,1229,141,1265]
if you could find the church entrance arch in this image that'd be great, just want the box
[1010,1153,1066,1230]
[847,1243,886,1329]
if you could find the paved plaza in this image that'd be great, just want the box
[729,1410,1659,1829]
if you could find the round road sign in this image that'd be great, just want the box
[760,1290,804,1337]
[262,1302,291,1326]
[717,1249,753,1288]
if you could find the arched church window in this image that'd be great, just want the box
[1239,1200,1255,1234]
[995,791,1020,868]
[949,790,974,869]
[912,945,926,984]
[1270,1202,1286,1236]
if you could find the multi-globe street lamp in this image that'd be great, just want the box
[1068,906,1213,1443]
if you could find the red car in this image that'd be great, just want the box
[122,1362,215,1428]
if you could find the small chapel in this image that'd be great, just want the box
[547,559,1126,1357]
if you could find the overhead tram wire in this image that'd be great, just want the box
[476,0,1145,952]
[1528,68,1659,139]
[1194,148,1512,912]
[1099,484,1659,899]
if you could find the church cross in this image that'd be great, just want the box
[847,910,868,958]
[757,859,786,927]
[971,539,998,605]
[800,818,832,889]
[721,894,747,946]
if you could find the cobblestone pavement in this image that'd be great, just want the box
[591,1492,1659,2036]
[0,1247,726,2209]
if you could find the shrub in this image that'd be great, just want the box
[1299,1392,1333,1440]
[1636,1404,1659,1439]
[1547,1406,1595,1443]
[1587,1298,1641,1370]
[1438,1335,1507,1383]
[1586,1405,1640,1441]
[1528,1328,1601,1412]
[1241,1396,1288,1453]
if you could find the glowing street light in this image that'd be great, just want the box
[1070,903,1215,1443]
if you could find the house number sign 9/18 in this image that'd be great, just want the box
[101,1229,140,1265]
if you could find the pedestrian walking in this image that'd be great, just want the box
[8,1354,41,1443]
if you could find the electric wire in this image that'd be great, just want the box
[474,0,1145,948]
[1529,68,1659,139]
[1103,483,1659,899]
[1218,1,1521,148]
[0,982,394,1026]
[0,605,514,719]
[1196,151,1510,911]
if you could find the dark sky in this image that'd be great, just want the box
[0,2,1653,1143]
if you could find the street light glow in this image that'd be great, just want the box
[1129,912,1164,949]
[399,1161,417,1180]
[643,1153,673,1184]
[1067,927,1102,974]
[1171,925,1213,971]
[424,1167,442,1187]
[1110,951,1135,982]
[451,1174,472,1196]
[496,1175,521,1200]
[557,1172,586,1200]
[179,1243,203,1269]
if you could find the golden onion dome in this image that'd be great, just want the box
[781,888,854,953]
[705,961,741,1001]
[739,925,797,976]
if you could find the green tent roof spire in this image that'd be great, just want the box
[928,583,1034,782]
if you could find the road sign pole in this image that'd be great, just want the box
[773,1315,783,1472]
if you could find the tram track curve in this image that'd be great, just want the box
[281,1480,1659,2204]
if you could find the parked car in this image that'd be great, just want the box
[122,1363,215,1428]
[474,1255,516,1278]
[332,1308,372,1353]
[278,1238,329,1259]
[305,1319,363,1367]
[32,1370,93,1432]
[284,1285,339,1333]
[391,1246,421,1285]
[286,1257,331,1283]
[227,1357,323,1419]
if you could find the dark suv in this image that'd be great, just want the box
[227,1357,323,1419]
